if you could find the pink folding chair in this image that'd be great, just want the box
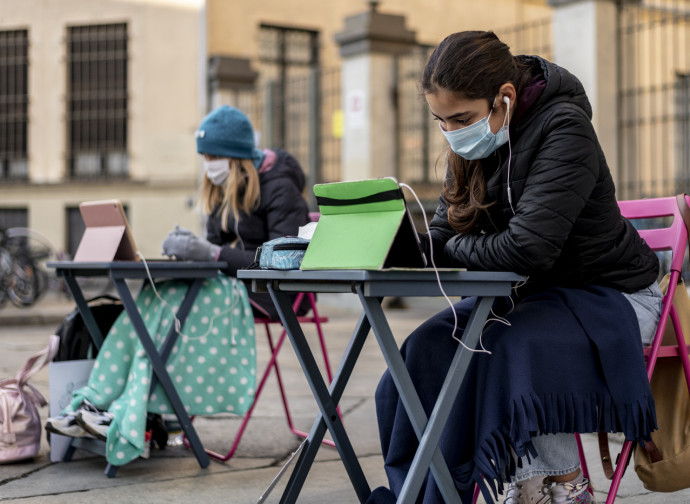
[574,194,690,503]
[470,195,690,504]
[185,213,338,461]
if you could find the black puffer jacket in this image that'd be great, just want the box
[428,56,659,293]
[206,148,310,277]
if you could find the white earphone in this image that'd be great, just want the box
[503,95,510,106]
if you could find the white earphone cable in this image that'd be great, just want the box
[503,96,515,216]
[398,182,495,354]
[135,251,241,344]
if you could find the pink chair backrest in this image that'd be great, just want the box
[618,195,689,274]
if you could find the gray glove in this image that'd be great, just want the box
[169,225,194,237]
[161,228,221,261]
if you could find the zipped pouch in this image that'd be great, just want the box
[257,236,310,270]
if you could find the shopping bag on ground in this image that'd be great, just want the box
[1,335,59,463]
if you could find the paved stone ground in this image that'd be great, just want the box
[1,291,688,503]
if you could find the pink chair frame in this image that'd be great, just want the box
[184,291,337,461]
[470,195,690,503]
[576,194,690,503]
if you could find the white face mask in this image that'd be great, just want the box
[204,158,230,186]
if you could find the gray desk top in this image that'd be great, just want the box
[238,268,525,297]
[47,260,226,279]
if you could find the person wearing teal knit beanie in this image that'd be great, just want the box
[162,104,310,320]
[195,105,265,169]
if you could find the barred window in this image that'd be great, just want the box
[0,30,29,181]
[67,23,128,179]
[0,208,28,231]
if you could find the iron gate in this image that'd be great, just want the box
[618,0,690,199]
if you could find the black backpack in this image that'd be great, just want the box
[54,295,124,361]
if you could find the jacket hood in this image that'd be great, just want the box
[513,56,592,134]
[258,148,306,192]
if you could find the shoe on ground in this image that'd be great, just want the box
[76,408,114,441]
[504,475,551,503]
[547,470,597,504]
[45,410,94,439]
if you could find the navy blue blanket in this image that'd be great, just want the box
[370,286,656,504]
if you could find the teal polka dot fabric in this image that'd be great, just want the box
[67,274,256,465]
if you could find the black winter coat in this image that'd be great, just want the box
[205,148,310,277]
[205,148,310,318]
[428,56,659,294]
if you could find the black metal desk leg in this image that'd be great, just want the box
[267,284,372,504]
[112,278,210,469]
[398,296,494,503]
[357,286,461,504]
[282,310,373,504]
[62,271,105,350]
[149,279,203,393]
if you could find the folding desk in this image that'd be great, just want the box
[237,268,525,503]
[47,260,226,476]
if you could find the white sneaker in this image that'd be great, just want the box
[76,408,114,441]
[547,471,596,504]
[504,476,551,503]
[45,410,94,439]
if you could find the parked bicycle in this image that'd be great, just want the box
[0,227,58,308]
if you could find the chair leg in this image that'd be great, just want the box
[271,324,338,446]
[182,322,289,461]
[605,440,633,504]
[305,293,342,419]
[186,298,339,461]
[471,483,480,503]
[575,433,590,481]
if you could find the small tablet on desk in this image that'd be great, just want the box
[73,200,140,262]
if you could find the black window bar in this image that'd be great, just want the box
[0,29,29,182]
[67,23,128,179]
[258,23,319,150]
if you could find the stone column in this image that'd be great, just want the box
[548,0,619,180]
[206,56,258,111]
[334,2,416,181]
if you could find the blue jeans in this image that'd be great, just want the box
[514,282,663,480]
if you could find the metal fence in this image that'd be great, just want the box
[617,0,690,200]
[239,23,342,202]
[238,65,341,199]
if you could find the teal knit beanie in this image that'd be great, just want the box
[196,105,264,167]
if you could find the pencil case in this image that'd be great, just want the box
[257,236,310,270]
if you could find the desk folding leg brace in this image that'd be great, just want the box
[267,284,373,504]
[266,282,495,504]
[360,289,494,504]
[63,275,211,477]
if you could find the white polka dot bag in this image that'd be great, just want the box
[64,274,256,465]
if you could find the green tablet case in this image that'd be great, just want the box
[300,177,427,270]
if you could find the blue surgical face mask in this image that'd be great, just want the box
[440,97,509,160]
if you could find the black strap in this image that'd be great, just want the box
[315,188,403,207]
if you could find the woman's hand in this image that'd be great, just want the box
[161,227,221,261]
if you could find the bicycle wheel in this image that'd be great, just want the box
[0,247,11,308]
[6,227,57,303]
[7,253,40,307]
